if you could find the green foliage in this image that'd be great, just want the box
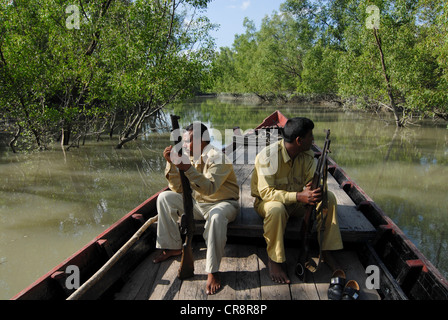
[211,13,303,96]
[299,44,339,94]
[210,0,448,125]
[0,0,215,151]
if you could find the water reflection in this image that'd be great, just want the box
[0,136,170,299]
[0,96,447,299]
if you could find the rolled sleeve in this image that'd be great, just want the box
[165,162,182,193]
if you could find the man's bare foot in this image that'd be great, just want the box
[322,250,342,272]
[268,259,290,284]
[206,273,221,295]
[153,249,182,264]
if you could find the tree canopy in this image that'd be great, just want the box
[211,0,448,126]
[2,0,447,153]
[0,0,215,151]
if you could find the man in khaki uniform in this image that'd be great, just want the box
[251,117,343,284]
[153,122,239,294]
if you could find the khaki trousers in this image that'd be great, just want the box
[156,191,239,274]
[254,191,343,263]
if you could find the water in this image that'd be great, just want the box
[0,135,170,299]
[1,97,447,299]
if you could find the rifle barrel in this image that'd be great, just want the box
[169,115,195,280]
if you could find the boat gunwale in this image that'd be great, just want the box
[11,189,168,300]
[256,110,448,296]
[11,110,448,300]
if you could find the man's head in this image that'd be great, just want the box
[282,117,314,152]
[182,122,210,156]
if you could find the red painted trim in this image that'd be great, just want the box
[12,187,168,300]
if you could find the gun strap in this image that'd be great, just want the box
[305,205,327,274]
[301,130,331,276]
[305,164,329,274]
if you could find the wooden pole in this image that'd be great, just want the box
[66,215,158,300]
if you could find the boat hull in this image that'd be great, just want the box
[12,110,448,300]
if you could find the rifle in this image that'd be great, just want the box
[170,115,195,280]
[295,129,331,282]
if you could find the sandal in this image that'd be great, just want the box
[327,269,346,300]
[342,280,360,300]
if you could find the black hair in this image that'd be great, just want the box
[282,117,314,143]
[184,122,210,144]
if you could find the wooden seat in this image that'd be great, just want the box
[194,160,376,243]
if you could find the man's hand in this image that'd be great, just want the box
[163,145,191,171]
[163,146,173,163]
[296,182,322,205]
[175,161,191,172]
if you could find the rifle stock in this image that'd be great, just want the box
[170,115,195,280]
[295,130,331,282]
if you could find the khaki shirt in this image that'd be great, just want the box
[165,144,239,203]
[251,140,316,205]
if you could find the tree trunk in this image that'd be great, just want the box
[61,124,71,146]
[8,124,22,153]
[373,29,403,127]
[108,111,117,139]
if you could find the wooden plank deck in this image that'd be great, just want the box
[114,242,380,300]
[198,139,377,242]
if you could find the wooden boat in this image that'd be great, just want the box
[12,110,448,301]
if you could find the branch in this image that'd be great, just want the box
[373,28,402,127]
[79,0,91,24]
[0,42,7,67]
[165,0,177,51]
[85,0,113,56]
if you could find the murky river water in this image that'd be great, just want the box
[1,97,447,299]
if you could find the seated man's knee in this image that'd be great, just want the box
[158,190,177,203]
[157,191,182,215]
[264,201,288,221]
[209,211,224,225]
[326,191,337,209]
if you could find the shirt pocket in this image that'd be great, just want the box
[274,177,289,190]
[292,177,304,191]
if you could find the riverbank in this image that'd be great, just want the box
[214,92,342,107]
[212,92,448,128]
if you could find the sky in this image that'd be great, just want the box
[204,0,284,49]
